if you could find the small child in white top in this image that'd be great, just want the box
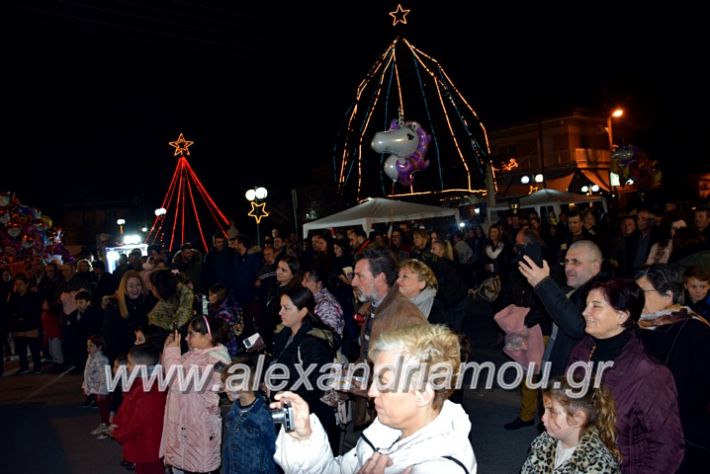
[82,335,110,439]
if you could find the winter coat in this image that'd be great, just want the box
[274,400,476,473]
[354,287,427,427]
[172,249,204,292]
[271,317,337,408]
[82,350,109,395]
[102,294,156,362]
[521,429,620,473]
[147,282,194,331]
[160,344,231,473]
[112,380,167,464]
[223,395,278,474]
[533,272,608,376]
[568,331,684,474]
[8,290,42,333]
[358,286,427,359]
[638,306,710,455]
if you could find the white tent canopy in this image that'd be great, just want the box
[487,188,607,221]
[302,197,458,238]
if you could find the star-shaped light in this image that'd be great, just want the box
[248,201,270,224]
[168,133,194,156]
[389,4,411,26]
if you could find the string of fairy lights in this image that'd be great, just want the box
[145,133,230,252]
[334,3,491,200]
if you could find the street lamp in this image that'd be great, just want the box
[520,173,544,184]
[154,208,167,217]
[606,107,624,150]
[245,186,270,246]
[116,218,126,235]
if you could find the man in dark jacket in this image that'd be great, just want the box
[203,232,234,290]
[518,240,607,377]
[8,274,43,374]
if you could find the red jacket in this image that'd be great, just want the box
[112,380,167,463]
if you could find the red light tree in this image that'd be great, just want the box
[145,133,229,253]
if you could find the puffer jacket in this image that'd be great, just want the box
[274,400,476,473]
[160,344,231,473]
[521,429,620,473]
[568,332,684,473]
[148,282,194,330]
[113,381,167,464]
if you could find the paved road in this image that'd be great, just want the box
[0,307,538,473]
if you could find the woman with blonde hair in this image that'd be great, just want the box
[521,376,620,473]
[272,324,477,473]
[397,259,449,325]
[102,270,156,362]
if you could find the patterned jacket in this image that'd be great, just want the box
[521,429,620,474]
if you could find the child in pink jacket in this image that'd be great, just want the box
[160,316,231,474]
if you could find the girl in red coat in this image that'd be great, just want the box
[109,344,167,474]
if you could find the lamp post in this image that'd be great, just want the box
[245,186,269,247]
[116,218,126,235]
[606,108,624,199]
[606,107,624,150]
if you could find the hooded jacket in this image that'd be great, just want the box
[274,400,476,473]
[159,343,231,473]
[112,379,167,464]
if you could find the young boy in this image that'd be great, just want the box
[109,344,167,474]
[684,266,710,318]
[222,355,278,474]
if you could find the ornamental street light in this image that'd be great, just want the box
[245,186,270,246]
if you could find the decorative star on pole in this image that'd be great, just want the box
[389,3,411,26]
[168,133,194,156]
[248,201,270,224]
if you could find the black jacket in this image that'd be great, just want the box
[270,317,337,406]
[533,272,609,376]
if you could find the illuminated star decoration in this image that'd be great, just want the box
[168,133,194,156]
[389,4,411,26]
[248,201,270,224]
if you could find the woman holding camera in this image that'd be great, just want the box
[270,286,340,454]
[272,324,476,473]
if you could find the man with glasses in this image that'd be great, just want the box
[518,240,607,377]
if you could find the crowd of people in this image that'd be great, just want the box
[1,199,709,473]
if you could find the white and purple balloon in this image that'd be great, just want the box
[372,119,431,186]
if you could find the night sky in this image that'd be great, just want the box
[2,0,706,220]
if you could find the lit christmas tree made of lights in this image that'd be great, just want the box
[335,4,492,201]
[145,133,229,252]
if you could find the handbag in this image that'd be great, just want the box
[477,275,502,302]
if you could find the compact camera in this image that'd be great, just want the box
[271,402,295,432]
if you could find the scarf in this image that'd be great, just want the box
[485,242,504,260]
[639,304,710,330]
[410,287,437,319]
